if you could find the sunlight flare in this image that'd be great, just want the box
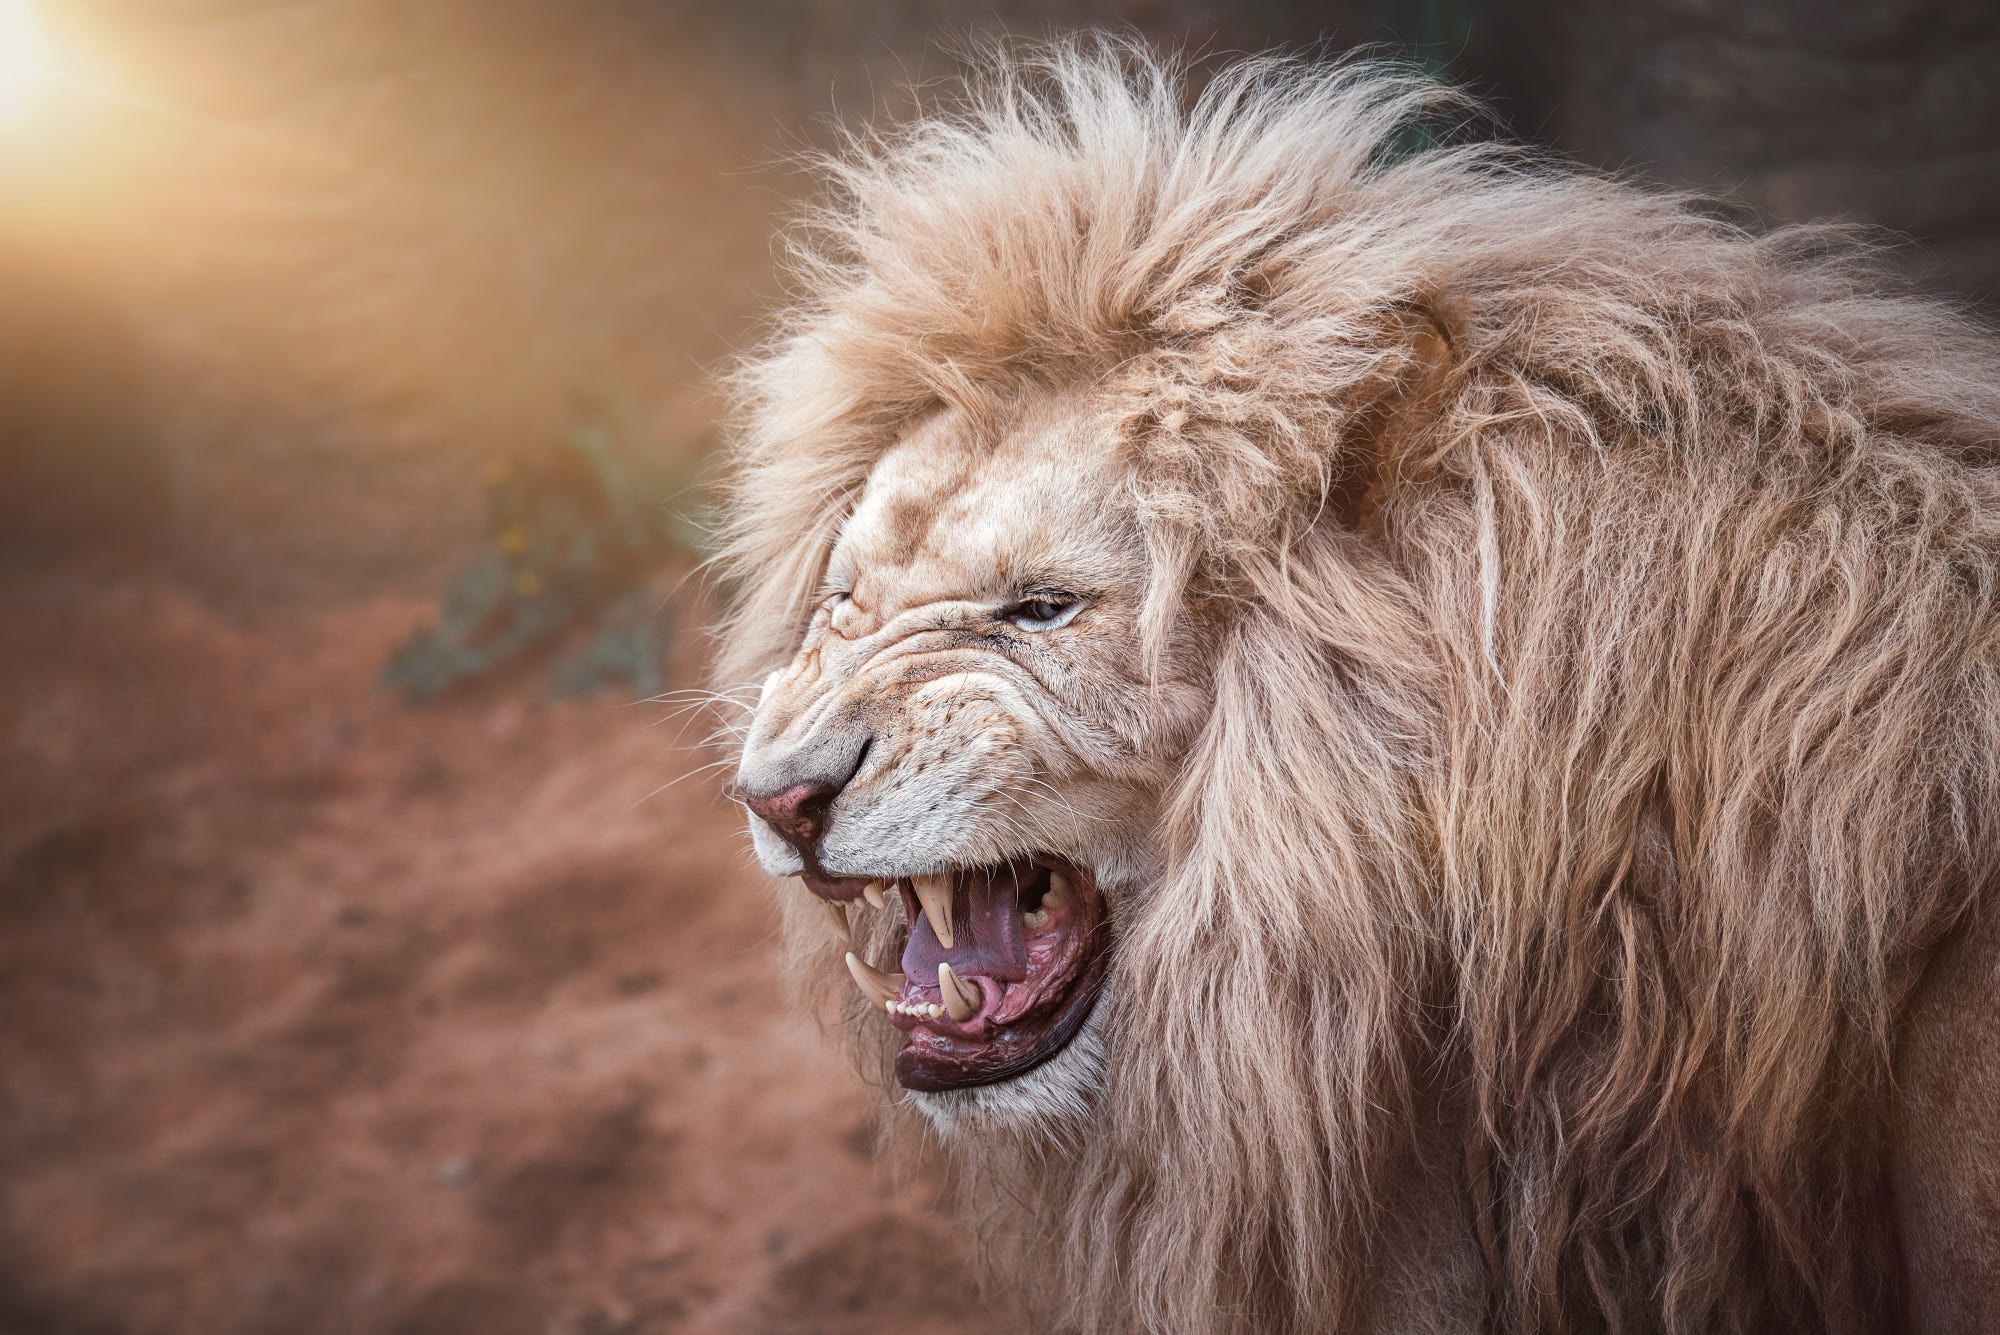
[0,0,53,128]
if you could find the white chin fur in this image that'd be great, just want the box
[901,1006,1107,1146]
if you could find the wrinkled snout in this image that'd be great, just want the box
[738,717,876,895]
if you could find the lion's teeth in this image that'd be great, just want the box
[821,900,850,940]
[913,873,955,948]
[927,1004,943,1019]
[1043,870,1072,909]
[938,963,979,1022]
[862,880,886,910]
[1023,906,1050,930]
[844,952,904,1009]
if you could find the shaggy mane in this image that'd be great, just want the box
[718,39,2000,1334]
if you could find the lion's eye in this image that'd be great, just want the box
[1004,596,1082,631]
[815,589,851,625]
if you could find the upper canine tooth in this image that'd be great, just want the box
[1043,870,1073,909]
[913,873,955,948]
[821,900,850,940]
[844,952,905,1009]
[938,962,979,1022]
[862,880,886,910]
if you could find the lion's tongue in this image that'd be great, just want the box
[901,865,1029,984]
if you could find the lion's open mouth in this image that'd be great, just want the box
[825,859,1107,1092]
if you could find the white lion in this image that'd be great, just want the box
[717,41,2000,1334]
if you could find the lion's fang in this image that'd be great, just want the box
[913,873,955,948]
[939,962,979,1022]
[845,952,904,1009]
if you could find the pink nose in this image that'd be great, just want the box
[744,781,840,855]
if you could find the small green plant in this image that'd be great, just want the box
[382,412,710,705]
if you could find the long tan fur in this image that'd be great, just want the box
[716,39,2000,1333]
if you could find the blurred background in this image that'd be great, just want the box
[0,2,1993,1332]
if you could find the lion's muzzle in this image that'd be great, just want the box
[843,859,1109,1092]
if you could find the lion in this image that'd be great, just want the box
[713,40,2000,1334]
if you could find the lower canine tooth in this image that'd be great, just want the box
[844,952,905,1009]
[913,873,955,948]
[938,962,979,1022]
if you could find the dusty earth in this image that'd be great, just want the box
[0,563,1022,1335]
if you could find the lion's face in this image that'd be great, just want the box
[737,395,1202,1102]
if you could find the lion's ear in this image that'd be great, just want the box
[1327,305,1457,529]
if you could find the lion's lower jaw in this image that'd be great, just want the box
[901,1008,1107,1141]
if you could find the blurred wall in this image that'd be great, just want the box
[0,0,1994,597]
[1547,0,1999,302]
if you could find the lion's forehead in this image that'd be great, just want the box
[835,399,1141,612]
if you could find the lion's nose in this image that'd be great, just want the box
[740,732,871,865]
[744,781,842,853]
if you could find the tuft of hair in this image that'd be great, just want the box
[718,36,2000,1335]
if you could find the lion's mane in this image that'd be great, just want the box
[717,40,2000,1334]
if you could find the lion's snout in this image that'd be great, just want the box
[738,717,878,898]
[742,779,837,860]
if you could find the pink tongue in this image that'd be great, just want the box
[901,864,1030,984]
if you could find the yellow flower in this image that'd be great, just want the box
[513,571,543,597]
[498,525,529,555]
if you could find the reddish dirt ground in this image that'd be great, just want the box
[0,566,1020,1335]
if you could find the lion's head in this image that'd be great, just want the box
[734,393,1200,1098]
[714,41,2000,1334]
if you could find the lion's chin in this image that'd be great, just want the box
[904,1010,1109,1134]
[833,858,1110,1093]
